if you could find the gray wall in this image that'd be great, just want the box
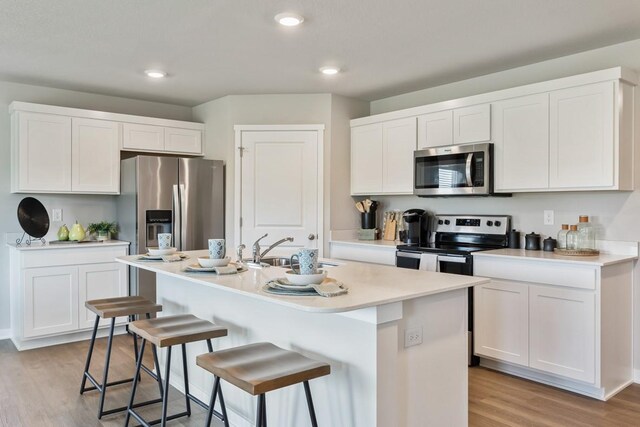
[0,80,193,332]
[366,37,640,375]
[192,93,368,254]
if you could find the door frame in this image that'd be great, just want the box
[234,124,325,256]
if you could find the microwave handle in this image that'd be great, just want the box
[465,153,474,186]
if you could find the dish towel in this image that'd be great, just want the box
[419,253,439,272]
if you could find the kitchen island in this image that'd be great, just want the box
[117,251,489,426]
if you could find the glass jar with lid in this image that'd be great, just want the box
[577,215,595,250]
[566,225,579,250]
[557,224,569,249]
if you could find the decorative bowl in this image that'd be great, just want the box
[147,247,177,256]
[198,256,231,268]
[284,269,327,286]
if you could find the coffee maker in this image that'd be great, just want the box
[402,209,430,246]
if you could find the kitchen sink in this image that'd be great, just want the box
[243,257,338,269]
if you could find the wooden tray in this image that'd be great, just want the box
[553,248,599,256]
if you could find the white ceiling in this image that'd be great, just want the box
[2,0,640,106]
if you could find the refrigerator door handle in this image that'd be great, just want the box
[172,184,181,251]
[179,184,187,251]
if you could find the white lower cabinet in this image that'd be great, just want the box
[473,255,633,400]
[9,243,129,350]
[474,280,528,366]
[529,284,596,383]
[23,266,79,338]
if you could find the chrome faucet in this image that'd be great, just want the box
[250,233,294,265]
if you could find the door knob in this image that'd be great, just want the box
[308,234,316,240]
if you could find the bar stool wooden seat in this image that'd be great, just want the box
[197,342,331,427]
[80,296,163,419]
[125,314,229,427]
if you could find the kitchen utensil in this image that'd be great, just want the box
[364,199,372,213]
[508,229,521,249]
[17,197,49,239]
[383,218,396,241]
[525,232,541,250]
[355,201,365,213]
[543,237,557,252]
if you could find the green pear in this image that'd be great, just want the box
[69,221,86,241]
[57,224,69,241]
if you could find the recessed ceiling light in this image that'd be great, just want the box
[319,66,340,75]
[145,70,167,79]
[274,13,304,27]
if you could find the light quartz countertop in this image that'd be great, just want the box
[117,250,488,313]
[474,248,637,267]
[329,238,399,249]
[7,240,130,251]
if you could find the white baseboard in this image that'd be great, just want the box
[0,329,11,340]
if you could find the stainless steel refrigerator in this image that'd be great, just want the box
[117,156,225,300]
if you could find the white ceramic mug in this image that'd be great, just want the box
[290,248,318,275]
[208,239,226,259]
[158,233,172,249]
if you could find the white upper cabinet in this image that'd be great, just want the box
[350,67,636,194]
[14,112,72,192]
[351,123,383,195]
[549,82,615,189]
[351,117,416,195]
[453,104,491,144]
[382,117,417,193]
[122,123,164,151]
[417,110,453,149]
[165,127,202,154]
[71,118,120,194]
[10,102,205,194]
[493,93,550,192]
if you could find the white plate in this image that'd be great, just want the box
[197,256,230,268]
[269,278,317,290]
[141,253,186,260]
[283,269,328,286]
[147,247,177,256]
[185,262,242,272]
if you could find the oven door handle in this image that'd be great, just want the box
[438,255,468,263]
[396,251,422,259]
[465,153,474,187]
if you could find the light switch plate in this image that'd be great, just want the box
[543,210,554,225]
[52,209,62,222]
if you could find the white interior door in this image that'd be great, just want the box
[240,130,319,252]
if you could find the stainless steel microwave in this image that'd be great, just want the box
[414,143,493,196]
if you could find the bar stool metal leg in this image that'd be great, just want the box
[303,381,318,427]
[79,315,100,394]
[124,339,146,426]
[160,346,172,427]
[96,318,117,418]
[205,376,221,427]
[181,343,192,417]
[256,394,265,427]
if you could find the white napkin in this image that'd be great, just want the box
[312,282,348,297]
[214,266,239,275]
[162,254,182,262]
[419,253,439,272]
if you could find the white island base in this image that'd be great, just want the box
[155,274,468,427]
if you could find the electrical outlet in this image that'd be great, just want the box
[404,327,423,348]
[52,209,62,222]
[543,210,554,226]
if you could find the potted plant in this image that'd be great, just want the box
[87,221,118,241]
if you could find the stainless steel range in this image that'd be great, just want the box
[396,214,511,365]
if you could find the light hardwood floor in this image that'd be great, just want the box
[1,336,640,426]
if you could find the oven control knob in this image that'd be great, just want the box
[486,220,493,226]
[444,220,450,225]
[495,221,502,227]
[438,219,444,225]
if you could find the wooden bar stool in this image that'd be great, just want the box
[197,342,331,427]
[80,296,163,419]
[125,314,229,427]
